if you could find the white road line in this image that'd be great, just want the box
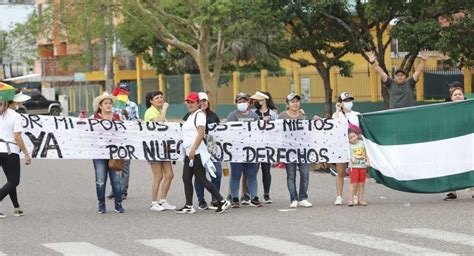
[395,229,474,247]
[0,251,6,256]
[42,242,118,256]
[312,232,457,256]
[226,235,340,256]
[137,239,225,256]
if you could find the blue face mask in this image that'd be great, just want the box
[237,103,248,112]
[343,102,353,110]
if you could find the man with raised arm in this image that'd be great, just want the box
[369,50,429,109]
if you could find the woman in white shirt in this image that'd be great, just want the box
[0,93,32,218]
[175,92,230,214]
[332,92,361,206]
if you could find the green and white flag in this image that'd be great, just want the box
[360,100,474,193]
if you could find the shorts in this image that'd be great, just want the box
[349,167,367,184]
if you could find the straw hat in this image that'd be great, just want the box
[92,92,115,113]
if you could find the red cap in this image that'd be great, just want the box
[185,92,199,103]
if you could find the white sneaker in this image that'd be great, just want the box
[334,196,343,205]
[353,195,358,205]
[150,203,165,212]
[290,201,298,208]
[160,201,176,210]
[298,200,312,208]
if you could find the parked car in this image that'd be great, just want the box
[17,92,62,116]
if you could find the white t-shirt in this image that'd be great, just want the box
[0,109,23,155]
[182,110,207,156]
[332,110,360,127]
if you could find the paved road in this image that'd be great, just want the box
[0,160,473,255]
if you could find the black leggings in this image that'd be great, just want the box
[0,153,21,208]
[183,155,223,206]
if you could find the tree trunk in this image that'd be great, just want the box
[321,70,333,118]
[199,67,219,112]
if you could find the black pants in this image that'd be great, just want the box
[261,163,272,195]
[183,155,223,206]
[0,153,21,208]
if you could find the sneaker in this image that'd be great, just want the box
[216,200,231,214]
[290,201,298,208]
[226,194,232,201]
[13,209,24,217]
[106,194,114,199]
[353,195,358,205]
[231,198,240,208]
[334,196,343,205]
[208,201,219,210]
[329,167,338,176]
[97,202,106,214]
[263,194,273,204]
[240,194,251,205]
[160,201,176,210]
[298,200,312,208]
[121,194,127,200]
[150,203,165,212]
[443,192,457,201]
[198,201,208,210]
[250,197,263,207]
[175,205,195,214]
[0,212,6,218]
[114,203,125,213]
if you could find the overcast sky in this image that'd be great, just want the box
[0,5,34,31]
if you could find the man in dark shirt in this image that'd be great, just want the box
[369,50,428,109]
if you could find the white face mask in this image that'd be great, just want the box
[237,103,248,112]
[343,102,353,110]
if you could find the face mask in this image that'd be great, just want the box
[15,104,19,110]
[237,103,248,112]
[343,102,353,110]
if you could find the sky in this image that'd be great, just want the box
[0,5,34,31]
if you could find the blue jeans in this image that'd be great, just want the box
[194,162,222,203]
[108,160,130,196]
[285,163,310,202]
[230,163,258,199]
[93,159,122,204]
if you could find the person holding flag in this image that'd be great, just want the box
[107,82,139,200]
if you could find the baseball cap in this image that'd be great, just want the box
[286,93,301,102]
[198,92,209,101]
[339,92,354,101]
[448,81,463,88]
[235,92,249,102]
[118,82,130,91]
[185,92,200,103]
[395,69,407,76]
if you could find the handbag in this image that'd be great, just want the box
[108,159,125,172]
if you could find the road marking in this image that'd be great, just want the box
[137,239,225,255]
[42,242,118,256]
[0,251,6,256]
[226,235,340,255]
[395,228,474,247]
[312,232,457,256]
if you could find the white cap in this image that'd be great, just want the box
[13,92,31,103]
[198,92,208,101]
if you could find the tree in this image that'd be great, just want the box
[118,0,282,106]
[322,0,472,107]
[436,12,474,68]
[239,0,356,116]
[118,0,239,105]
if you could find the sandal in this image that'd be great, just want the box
[348,201,354,207]
[359,201,368,206]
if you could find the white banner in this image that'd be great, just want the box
[19,114,349,163]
